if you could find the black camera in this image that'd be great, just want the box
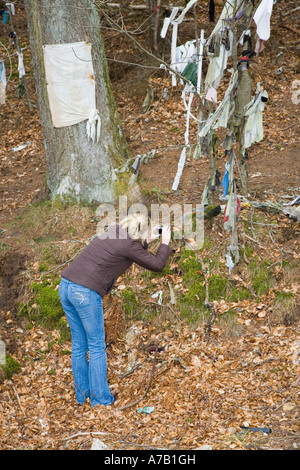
[158,227,163,234]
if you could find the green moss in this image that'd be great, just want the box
[230,284,252,302]
[121,287,141,320]
[208,275,228,300]
[140,263,173,280]
[113,171,130,196]
[248,258,274,296]
[177,249,206,324]
[19,279,64,329]
[275,291,294,301]
[178,249,202,277]
[177,249,252,326]
[0,355,21,379]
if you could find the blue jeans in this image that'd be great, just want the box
[58,278,114,407]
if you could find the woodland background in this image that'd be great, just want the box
[0,0,299,450]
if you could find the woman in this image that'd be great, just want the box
[59,213,171,407]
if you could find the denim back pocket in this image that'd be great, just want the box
[70,285,91,307]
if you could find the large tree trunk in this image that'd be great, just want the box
[23,0,129,204]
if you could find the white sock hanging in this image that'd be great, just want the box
[86,109,101,144]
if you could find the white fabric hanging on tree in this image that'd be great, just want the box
[17,52,25,78]
[0,60,7,104]
[160,0,198,86]
[253,0,274,42]
[205,0,245,89]
[243,83,268,148]
[172,88,193,191]
[199,70,238,138]
[174,41,197,75]
[43,41,101,142]
[6,3,15,15]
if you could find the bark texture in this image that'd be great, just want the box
[24,0,129,203]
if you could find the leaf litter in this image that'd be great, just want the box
[0,0,300,451]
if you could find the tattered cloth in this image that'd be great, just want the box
[0,60,6,104]
[43,41,100,137]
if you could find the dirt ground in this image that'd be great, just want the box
[0,1,299,451]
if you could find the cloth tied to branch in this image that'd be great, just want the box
[253,0,273,42]
[0,60,6,104]
[243,83,268,148]
[17,52,25,78]
[160,0,198,86]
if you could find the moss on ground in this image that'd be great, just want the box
[19,278,67,334]
[177,249,252,326]
[248,257,275,297]
[0,355,21,380]
[121,287,141,320]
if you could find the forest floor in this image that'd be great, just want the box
[0,1,299,451]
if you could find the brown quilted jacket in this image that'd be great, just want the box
[61,225,171,296]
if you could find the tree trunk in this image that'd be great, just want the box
[23,0,129,204]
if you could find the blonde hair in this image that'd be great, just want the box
[120,212,148,242]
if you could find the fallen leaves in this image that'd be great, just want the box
[1,0,300,452]
[5,303,299,451]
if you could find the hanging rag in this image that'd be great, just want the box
[255,38,265,55]
[223,162,240,270]
[172,90,193,190]
[17,52,26,78]
[132,155,141,175]
[222,151,235,198]
[243,83,268,148]
[222,131,236,152]
[43,41,100,142]
[86,108,101,143]
[1,9,7,23]
[6,3,15,15]
[253,0,273,42]
[181,61,197,87]
[205,0,248,89]
[9,32,16,46]
[0,60,6,104]
[160,7,179,38]
[213,97,233,130]
[241,30,252,55]
[205,27,233,89]
[200,70,238,137]
[222,161,230,197]
[230,62,252,130]
[206,0,238,38]
[162,0,198,86]
[224,6,247,25]
[175,42,197,76]
[129,155,142,186]
[224,196,241,223]
[205,86,218,103]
